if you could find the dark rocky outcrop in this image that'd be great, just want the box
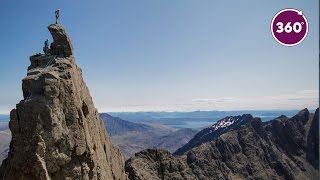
[126,109,319,180]
[0,24,126,180]
[126,149,197,180]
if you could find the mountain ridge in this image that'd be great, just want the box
[174,114,254,155]
[126,108,319,180]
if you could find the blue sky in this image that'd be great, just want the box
[0,1,318,113]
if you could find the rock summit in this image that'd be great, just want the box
[0,24,126,180]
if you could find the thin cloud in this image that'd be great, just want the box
[192,98,235,103]
[97,90,318,112]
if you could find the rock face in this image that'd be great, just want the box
[48,24,73,57]
[126,149,197,180]
[0,24,126,180]
[126,109,319,180]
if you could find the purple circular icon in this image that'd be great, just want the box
[271,9,308,47]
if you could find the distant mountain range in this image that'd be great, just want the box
[100,113,153,136]
[126,108,319,180]
[0,123,10,165]
[108,110,307,129]
[109,110,303,121]
[0,122,8,132]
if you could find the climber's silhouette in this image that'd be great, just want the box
[43,39,50,55]
[44,39,49,48]
[55,9,60,24]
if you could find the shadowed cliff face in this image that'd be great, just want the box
[0,24,126,180]
[126,109,319,180]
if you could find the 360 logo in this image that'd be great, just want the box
[271,9,308,47]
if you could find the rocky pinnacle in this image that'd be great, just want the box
[0,24,126,180]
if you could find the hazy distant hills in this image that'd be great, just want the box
[0,117,11,164]
[109,110,303,129]
[101,113,198,160]
[0,131,10,161]
[0,122,8,132]
[108,110,301,121]
[100,113,153,136]
[0,122,10,164]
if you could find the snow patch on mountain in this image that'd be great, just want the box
[211,117,240,130]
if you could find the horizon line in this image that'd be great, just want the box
[0,107,317,115]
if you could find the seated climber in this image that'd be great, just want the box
[43,39,50,55]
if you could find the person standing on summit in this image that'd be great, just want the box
[55,9,60,24]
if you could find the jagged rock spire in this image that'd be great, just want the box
[0,24,126,180]
[48,24,73,57]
